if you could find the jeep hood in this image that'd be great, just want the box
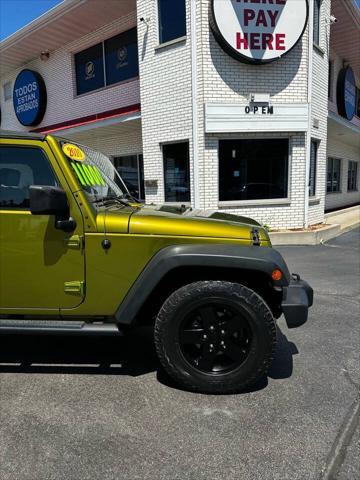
[97,204,270,244]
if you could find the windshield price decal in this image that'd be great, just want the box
[62,143,86,162]
[70,161,106,187]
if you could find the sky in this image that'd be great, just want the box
[0,0,360,42]
[0,0,63,41]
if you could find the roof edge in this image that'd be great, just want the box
[0,0,86,51]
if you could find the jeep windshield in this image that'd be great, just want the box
[57,139,131,208]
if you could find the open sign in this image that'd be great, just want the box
[211,0,309,64]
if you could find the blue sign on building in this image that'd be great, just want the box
[104,28,139,87]
[337,66,356,121]
[13,70,47,126]
[75,43,105,96]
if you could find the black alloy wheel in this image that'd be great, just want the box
[179,301,252,375]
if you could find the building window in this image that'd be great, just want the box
[348,161,358,192]
[75,43,105,96]
[158,0,186,44]
[74,28,139,96]
[163,142,190,203]
[219,139,289,202]
[104,28,139,86]
[113,154,144,201]
[313,0,321,46]
[0,147,58,209]
[327,157,341,193]
[309,140,318,197]
[3,81,12,101]
[328,60,333,100]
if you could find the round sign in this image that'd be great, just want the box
[13,69,47,126]
[211,0,309,64]
[62,143,86,162]
[337,66,356,121]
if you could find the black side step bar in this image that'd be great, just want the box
[0,319,123,336]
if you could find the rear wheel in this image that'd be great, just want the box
[154,281,276,393]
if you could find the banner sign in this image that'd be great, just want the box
[337,66,356,121]
[211,0,309,64]
[13,69,47,126]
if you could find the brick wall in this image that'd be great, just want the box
[196,0,311,228]
[326,138,360,210]
[136,0,193,204]
[308,0,331,226]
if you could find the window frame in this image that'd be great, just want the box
[347,161,358,192]
[218,137,292,207]
[313,0,321,47]
[157,0,187,46]
[73,27,139,98]
[162,140,191,204]
[327,157,342,194]
[309,139,319,197]
[0,145,59,211]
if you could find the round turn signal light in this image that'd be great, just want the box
[271,269,283,281]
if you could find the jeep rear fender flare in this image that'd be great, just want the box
[115,244,291,326]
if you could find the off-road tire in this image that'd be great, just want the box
[154,281,277,394]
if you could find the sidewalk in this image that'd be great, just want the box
[269,205,360,246]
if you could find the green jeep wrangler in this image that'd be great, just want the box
[0,130,313,393]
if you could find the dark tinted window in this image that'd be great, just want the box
[327,157,341,193]
[104,28,139,86]
[0,147,57,208]
[163,142,190,202]
[309,140,318,197]
[75,43,105,95]
[348,161,358,192]
[313,0,321,45]
[219,139,289,201]
[114,154,144,201]
[158,0,186,44]
[328,60,333,100]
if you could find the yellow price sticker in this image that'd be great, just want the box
[62,143,86,162]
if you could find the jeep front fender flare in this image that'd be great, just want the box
[115,244,291,326]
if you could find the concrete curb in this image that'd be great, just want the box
[269,205,359,245]
[269,224,341,246]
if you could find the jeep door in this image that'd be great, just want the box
[0,140,85,313]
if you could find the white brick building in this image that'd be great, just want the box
[0,0,359,229]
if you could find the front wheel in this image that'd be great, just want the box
[154,281,277,394]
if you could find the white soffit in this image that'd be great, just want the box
[0,0,136,76]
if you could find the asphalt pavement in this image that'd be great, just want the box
[0,229,359,480]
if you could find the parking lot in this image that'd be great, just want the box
[0,229,359,480]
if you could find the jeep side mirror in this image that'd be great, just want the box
[29,186,76,232]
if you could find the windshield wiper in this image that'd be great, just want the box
[92,196,130,207]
